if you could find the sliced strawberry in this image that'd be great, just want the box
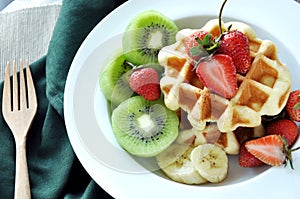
[285,90,300,122]
[218,30,251,74]
[266,119,299,147]
[245,135,286,167]
[239,142,264,168]
[129,68,161,101]
[196,54,238,99]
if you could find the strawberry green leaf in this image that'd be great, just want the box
[202,34,212,46]
[190,46,208,57]
[195,37,203,46]
[192,34,219,56]
[206,42,219,53]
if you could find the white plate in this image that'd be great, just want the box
[64,0,300,198]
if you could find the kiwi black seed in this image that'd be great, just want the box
[99,54,134,107]
[123,10,179,66]
[111,96,179,157]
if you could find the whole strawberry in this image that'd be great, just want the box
[239,142,264,168]
[266,119,299,147]
[129,67,161,101]
[285,89,300,122]
[218,30,251,74]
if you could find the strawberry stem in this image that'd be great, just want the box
[281,136,299,170]
[218,0,228,35]
[291,146,300,152]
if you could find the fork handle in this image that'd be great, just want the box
[14,141,31,199]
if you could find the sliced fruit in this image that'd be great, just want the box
[99,54,134,106]
[129,67,161,101]
[156,144,208,184]
[111,96,179,157]
[266,119,298,147]
[123,10,179,65]
[196,54,238,98]
[245,135,295,167]
[191,144,228,183]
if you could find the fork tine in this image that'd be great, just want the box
[2,61,11,113]
[25,60,37,110]
[19,60,27,110]
[12,60,19,111]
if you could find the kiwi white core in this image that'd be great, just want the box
[148,31,164,49]
[137,114,156,134]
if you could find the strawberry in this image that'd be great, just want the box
[245,135,299,169]
[239,142,264,168]
[196,54,238,98]
[217,30,251,74]
[266,119,299,147]
[285,89,300,122]
[129,68,161,101]
[184,31,215,62]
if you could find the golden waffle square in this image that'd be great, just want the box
[159,19,292,132]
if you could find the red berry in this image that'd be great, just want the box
[266,119,299,147]
[239,142,264,168]
[129,68,161,101]
[218,30,251,74]
[285,90,300,122]
[245,135,286,167]
[196,54,238,98]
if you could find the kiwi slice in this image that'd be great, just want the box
[123,10,179,65]
[111,96,179,157]
[99,54,134,107]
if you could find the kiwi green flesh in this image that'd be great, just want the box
[123,10,179,66]
[111,96,179,158]
[99,54,134,106]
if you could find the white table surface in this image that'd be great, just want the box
[0,0,62,81]
[1,0,62,13]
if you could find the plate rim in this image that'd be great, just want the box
[64,0,300,198]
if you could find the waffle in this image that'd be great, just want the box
[158,19,292,132]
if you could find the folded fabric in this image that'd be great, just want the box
[0,0,126,198]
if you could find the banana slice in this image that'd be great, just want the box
[156,143,189,168]
[191,144,228,183]
[156,144,207,184]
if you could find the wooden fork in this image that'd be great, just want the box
[2,60,37,199]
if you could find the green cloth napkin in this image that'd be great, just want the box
[0,0,126,198]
